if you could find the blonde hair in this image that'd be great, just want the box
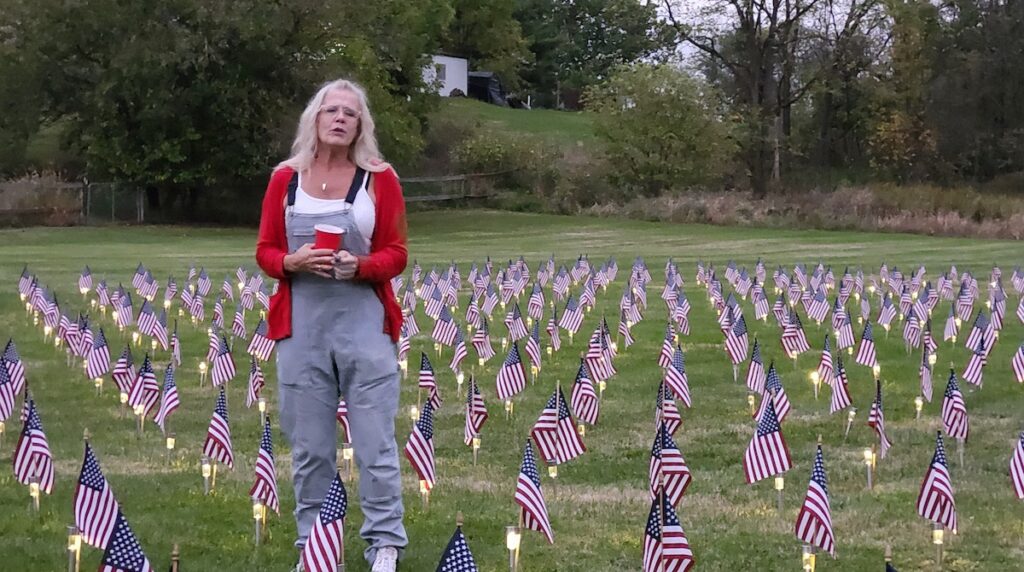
[277,79,388,174]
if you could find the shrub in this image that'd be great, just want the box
[583,63,736,195]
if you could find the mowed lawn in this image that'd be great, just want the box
[0,209,1022,572]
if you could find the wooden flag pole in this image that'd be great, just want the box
[659,474,667,572]
[957,437,965,468]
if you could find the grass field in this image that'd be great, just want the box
[0,210,1022,572]
[432,99,595,148]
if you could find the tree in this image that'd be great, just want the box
[441,0,532,92]
[517,0,678,108]
[14,0,451,213]
[584,64,735,195]
[663,0,882,196]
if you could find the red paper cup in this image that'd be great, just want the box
[314,224,345,251]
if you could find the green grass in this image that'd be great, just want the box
[0,210,1022,571]
[433,98,596,148]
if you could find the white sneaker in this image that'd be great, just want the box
[371,547,398,572]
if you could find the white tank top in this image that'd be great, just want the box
[294,172,375,252]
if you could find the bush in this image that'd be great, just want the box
[451,131,559,193]
[583,63,736,195]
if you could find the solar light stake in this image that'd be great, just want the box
[67,525,81,572]
[774,476,784,513]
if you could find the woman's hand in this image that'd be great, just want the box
[332,250,360,280]
[284,243,335,278]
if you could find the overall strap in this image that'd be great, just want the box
[286,171,299,207]
[345,167,368,205]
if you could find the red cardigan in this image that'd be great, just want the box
[255,165,408,342]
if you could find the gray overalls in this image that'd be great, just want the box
[276,169,407,564]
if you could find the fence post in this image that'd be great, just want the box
[111,186,116,223]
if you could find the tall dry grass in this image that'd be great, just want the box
[582,185,1024,240]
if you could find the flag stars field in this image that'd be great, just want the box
[0,211,1022,571]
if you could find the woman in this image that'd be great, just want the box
[256,79,408,572]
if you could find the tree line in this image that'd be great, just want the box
[2,0,1022,203]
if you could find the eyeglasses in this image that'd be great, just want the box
[319,105,361,119]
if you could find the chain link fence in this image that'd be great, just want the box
[0,170,506,227]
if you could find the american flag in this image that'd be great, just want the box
[153,364,179,433]
[496,343,527,401]
[1012,343,1024,383]
[211,335,236,387]
[471,317,495,362]
[139,272,158,300]
[559,295,583,335]
[212,296,224,329]
[829,354,852,414]
[75,443,120,548]
[530,387,586,465]
[917,432,957,533]
[724,311,749,364]
[516,440,554,544]
[17,265,32,295]
[463,377,488,445]
[794,445,835,556]
[525,321,542,371]
[664,346,691,408]
[464,291,480,328]
[203,388,234,469]
[546,304,561,352]
[756,363,791,423]
[405,401,436,490]
[231,308,246,339]
[221,275,234,301]
[79,266,93,292]
[449,328,468,373]
[433,306,460,347]
[855,322,878,368]
[570,359,599,426]
[781,309,811,356]
[403,309,420,337]
[13,397,54,494]
[87,328,112,379]
[0,360,13,422]
[112,345,135,394]
[419,352,442,410]
[617,309,635,349]
[1017,296,1024,325]
[642,489,695,572]
[4,339,26,396]
[1011,432,1024,499]
[867,379,892,459]
[743,396,792,484]
[964,310,993,353]
[436,526,478,571]
[425,287,445,319]
[528,282,545,320]
[902,308,921,348]
[98,281,111,308]
[301,473,347,572]
[118,289,136,325]
[482,282,499,316]
[655,382,679,435]
[752,281,770,320]
[962,338,986,387]
[246,319,276,362]
[659,323,676,368]
[196,268,212,297]
[249,418,279,514]
[920,348,934,403]
[817,335,834,386]
[502,302,528,341]
[745,339,766,394]
[649,422,691,507]
[164,276,178,303]
[246,358,265,408]
[585,329,613,382]
[126,355,159,418]
[941,370,969,440]
[100,511,153,572]
[336,399,350,441]
[131,263,146,290]
[878,293,897,327]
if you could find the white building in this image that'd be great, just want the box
[423,55,468,97]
